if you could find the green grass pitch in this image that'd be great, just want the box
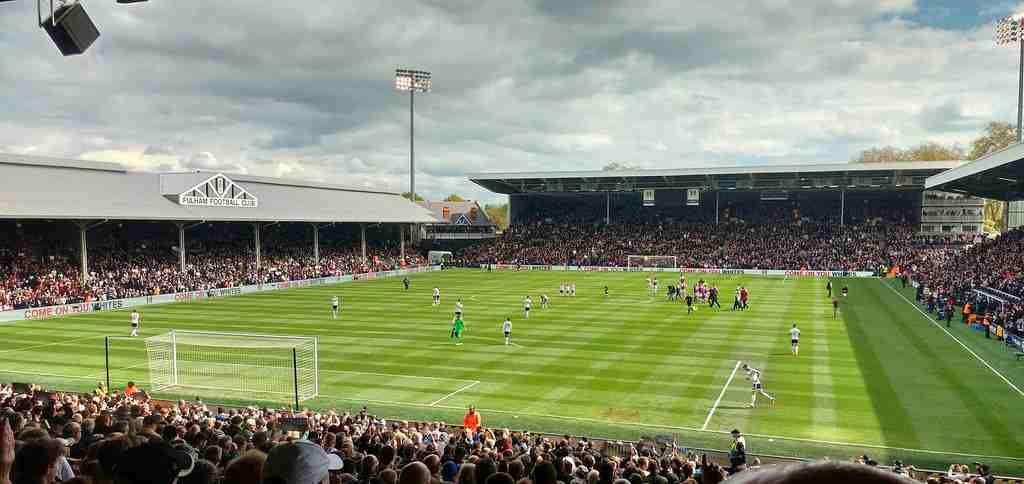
[1,269,1023,472]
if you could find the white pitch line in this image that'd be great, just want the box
[428,380,480,406]
[0,334,105,355]
[702,360,742,430]
[883,281,1024,398]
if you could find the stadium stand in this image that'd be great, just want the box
[0,221,425,311]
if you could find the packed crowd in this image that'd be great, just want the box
[460,221,925,272]
[0,224,424,311]
[0,383,998,484]
[901,228,1024,340]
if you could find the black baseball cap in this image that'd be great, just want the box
[114,440,194,484]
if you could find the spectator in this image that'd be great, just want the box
[262,440,330,484]
[463,408,481,435]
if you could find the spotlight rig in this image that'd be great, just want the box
[0,0,147,56]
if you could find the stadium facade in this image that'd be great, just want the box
[469,161,967,230]
[0,153,437,281]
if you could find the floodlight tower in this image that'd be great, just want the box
[997,16,1024,143]
[394,68,431,203]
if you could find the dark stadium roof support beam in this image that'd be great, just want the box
[175,221,205,273]
[75,219,108,284]
[311,222,334,267]
[253,223,261,275]
[360,223,367,260]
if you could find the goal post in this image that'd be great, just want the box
[143,330,319,407]
[626,255,678,270]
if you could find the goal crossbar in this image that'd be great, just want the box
[626,255,678,269]
[144,330,319,406]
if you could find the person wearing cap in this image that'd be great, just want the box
[262,440,330,484]
[114,439,195,484]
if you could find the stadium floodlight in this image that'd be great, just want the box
[996,16,1024,142]
[395,68,431,203]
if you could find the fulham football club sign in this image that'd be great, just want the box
[178,173,258,208]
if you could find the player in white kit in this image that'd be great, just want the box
[502,317,512,345]
[523,296,532,319]
[790,324,801,356]
[652,277,659,296]
[540,294,549,308]
[331,296,340,320]
[454,299,464,320]
[742,363,775,407]
[130,309,141,336]
[570,282,576,296]
[432,287,441,306]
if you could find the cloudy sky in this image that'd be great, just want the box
[0,0,1021,203]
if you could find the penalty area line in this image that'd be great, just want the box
[702,360,741,430]
[882,281,1024,398]
[429,380,480,407]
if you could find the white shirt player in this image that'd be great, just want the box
[502,318,513,345]
[331,296,340,320]
[331,296,339,307]
[790,327,800,341]
[455,301,464,314]
[523,297,532,318]
[433,287,441,305]
[130,310,140,336]
[570,283,576,296]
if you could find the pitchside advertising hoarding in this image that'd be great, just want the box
[0,266,438,323]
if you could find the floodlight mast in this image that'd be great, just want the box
[997,16,1024,143]
[394,68,431,203]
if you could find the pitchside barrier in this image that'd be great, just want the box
[0,266,440,323]
[486,264,876,278]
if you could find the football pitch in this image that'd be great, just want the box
[2,269,1023,471]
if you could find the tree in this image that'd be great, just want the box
[401,192,425,202]
[484,203,509,230]
[602,162,638,171]
[968,122,1017,161]
[443,194,465,202]
[852,142,964,163]
[967,123,1016,233]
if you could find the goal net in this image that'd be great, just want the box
[144,330,319,403]
[626,255,678,270]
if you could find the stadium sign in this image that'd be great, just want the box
[178,173,258,208]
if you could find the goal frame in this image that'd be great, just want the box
[626,255,678,270]
[143,330,319,408]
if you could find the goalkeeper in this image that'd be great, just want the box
[450,316,466,346]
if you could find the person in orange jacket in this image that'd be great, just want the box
[463,406,481,434]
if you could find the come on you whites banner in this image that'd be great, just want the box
[2,266,440,323]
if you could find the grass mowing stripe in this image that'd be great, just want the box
[703,360,741,430]
[882,279,1024,398]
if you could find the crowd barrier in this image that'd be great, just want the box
[1,266,439,323]
[486,264,875,278]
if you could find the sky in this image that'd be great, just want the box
[1,0,1023,204]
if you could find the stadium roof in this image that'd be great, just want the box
[0,153,437,223]
[468,161,962,194]
[926,143,1024,201]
